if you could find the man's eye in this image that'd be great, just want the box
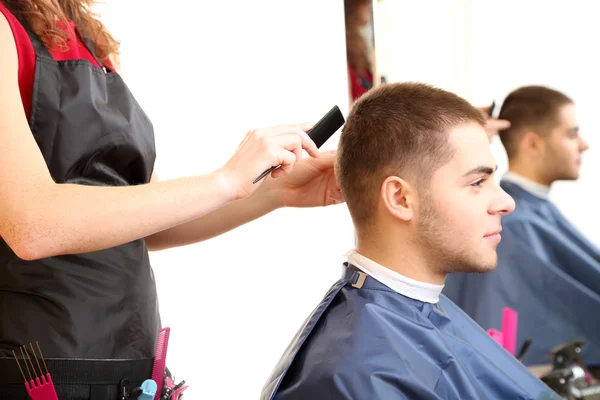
[471,179,485,188]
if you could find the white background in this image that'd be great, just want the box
[96,1,599,398]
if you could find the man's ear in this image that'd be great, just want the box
[520,130,545,157]
[381,175,415,222]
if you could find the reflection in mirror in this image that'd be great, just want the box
[369,0,598,231]
[344,0,383,106]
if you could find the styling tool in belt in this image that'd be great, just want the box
[120,379,132,400]
[253,105,346,184]
[12,342,58,400]
[152,327,171,400]
[161,375,188,400]
[169,381,188,400]
[137,379,158,400]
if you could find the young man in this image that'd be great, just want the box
[261,83,560,399]
[444,86,600,369]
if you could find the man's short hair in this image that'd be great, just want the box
[335,82,486,229]
[498,86,573,159]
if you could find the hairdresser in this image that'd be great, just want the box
[0,1,344,399]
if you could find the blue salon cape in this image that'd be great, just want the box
[261,264,559,400]
[444,181,600,367]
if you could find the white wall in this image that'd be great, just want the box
[375,0,471,98]
[376,0,599,246]
[98,1,353,398]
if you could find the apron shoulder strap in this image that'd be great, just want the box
[75,31,108,71]
[17,11,108,69]
[1,5,54,60]
[15,17,55,61]
[63,4,106,69]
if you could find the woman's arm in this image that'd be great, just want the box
[145,152,343,251]
[0,16,317,261]
[144,172,279,251]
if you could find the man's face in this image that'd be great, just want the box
[540,103,589,182]
[414,122,516,274]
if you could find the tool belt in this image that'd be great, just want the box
[0,357,154,386]
[0,357,157,399]
[0,357,187,399]
[1,327,186,399]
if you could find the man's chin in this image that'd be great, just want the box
[476,263,497,273]
[558,169,580,181]
[450,260,497,274]
[567,172,580,180]
[463,263,497,274]
[470,254,498,273]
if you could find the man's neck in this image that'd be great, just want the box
[503,171,551,200]
[507,162,553,187]
[356,236,446,285]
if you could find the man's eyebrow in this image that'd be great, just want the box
[462,165,498,177]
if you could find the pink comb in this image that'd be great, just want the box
[502,307,518,356]
[13,342,58,400]
[152,327,171,400]
[487,329,504,346]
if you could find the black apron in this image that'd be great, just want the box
[0,22,160,399]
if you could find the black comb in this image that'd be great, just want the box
[488,101,496,117]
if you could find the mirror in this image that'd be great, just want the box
[344,0,384,106]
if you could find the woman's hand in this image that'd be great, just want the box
[479,105,511,142]
[218,123,319,200]
[258,150,345,209]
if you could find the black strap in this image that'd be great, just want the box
[63,4,106,69]
[54,28,110,71]
[17,20,55,61]
[15,12,107,69]
[76,31,108,70]
[0,357,154,385]
[90,384,112,400]
[0,4,50,59]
